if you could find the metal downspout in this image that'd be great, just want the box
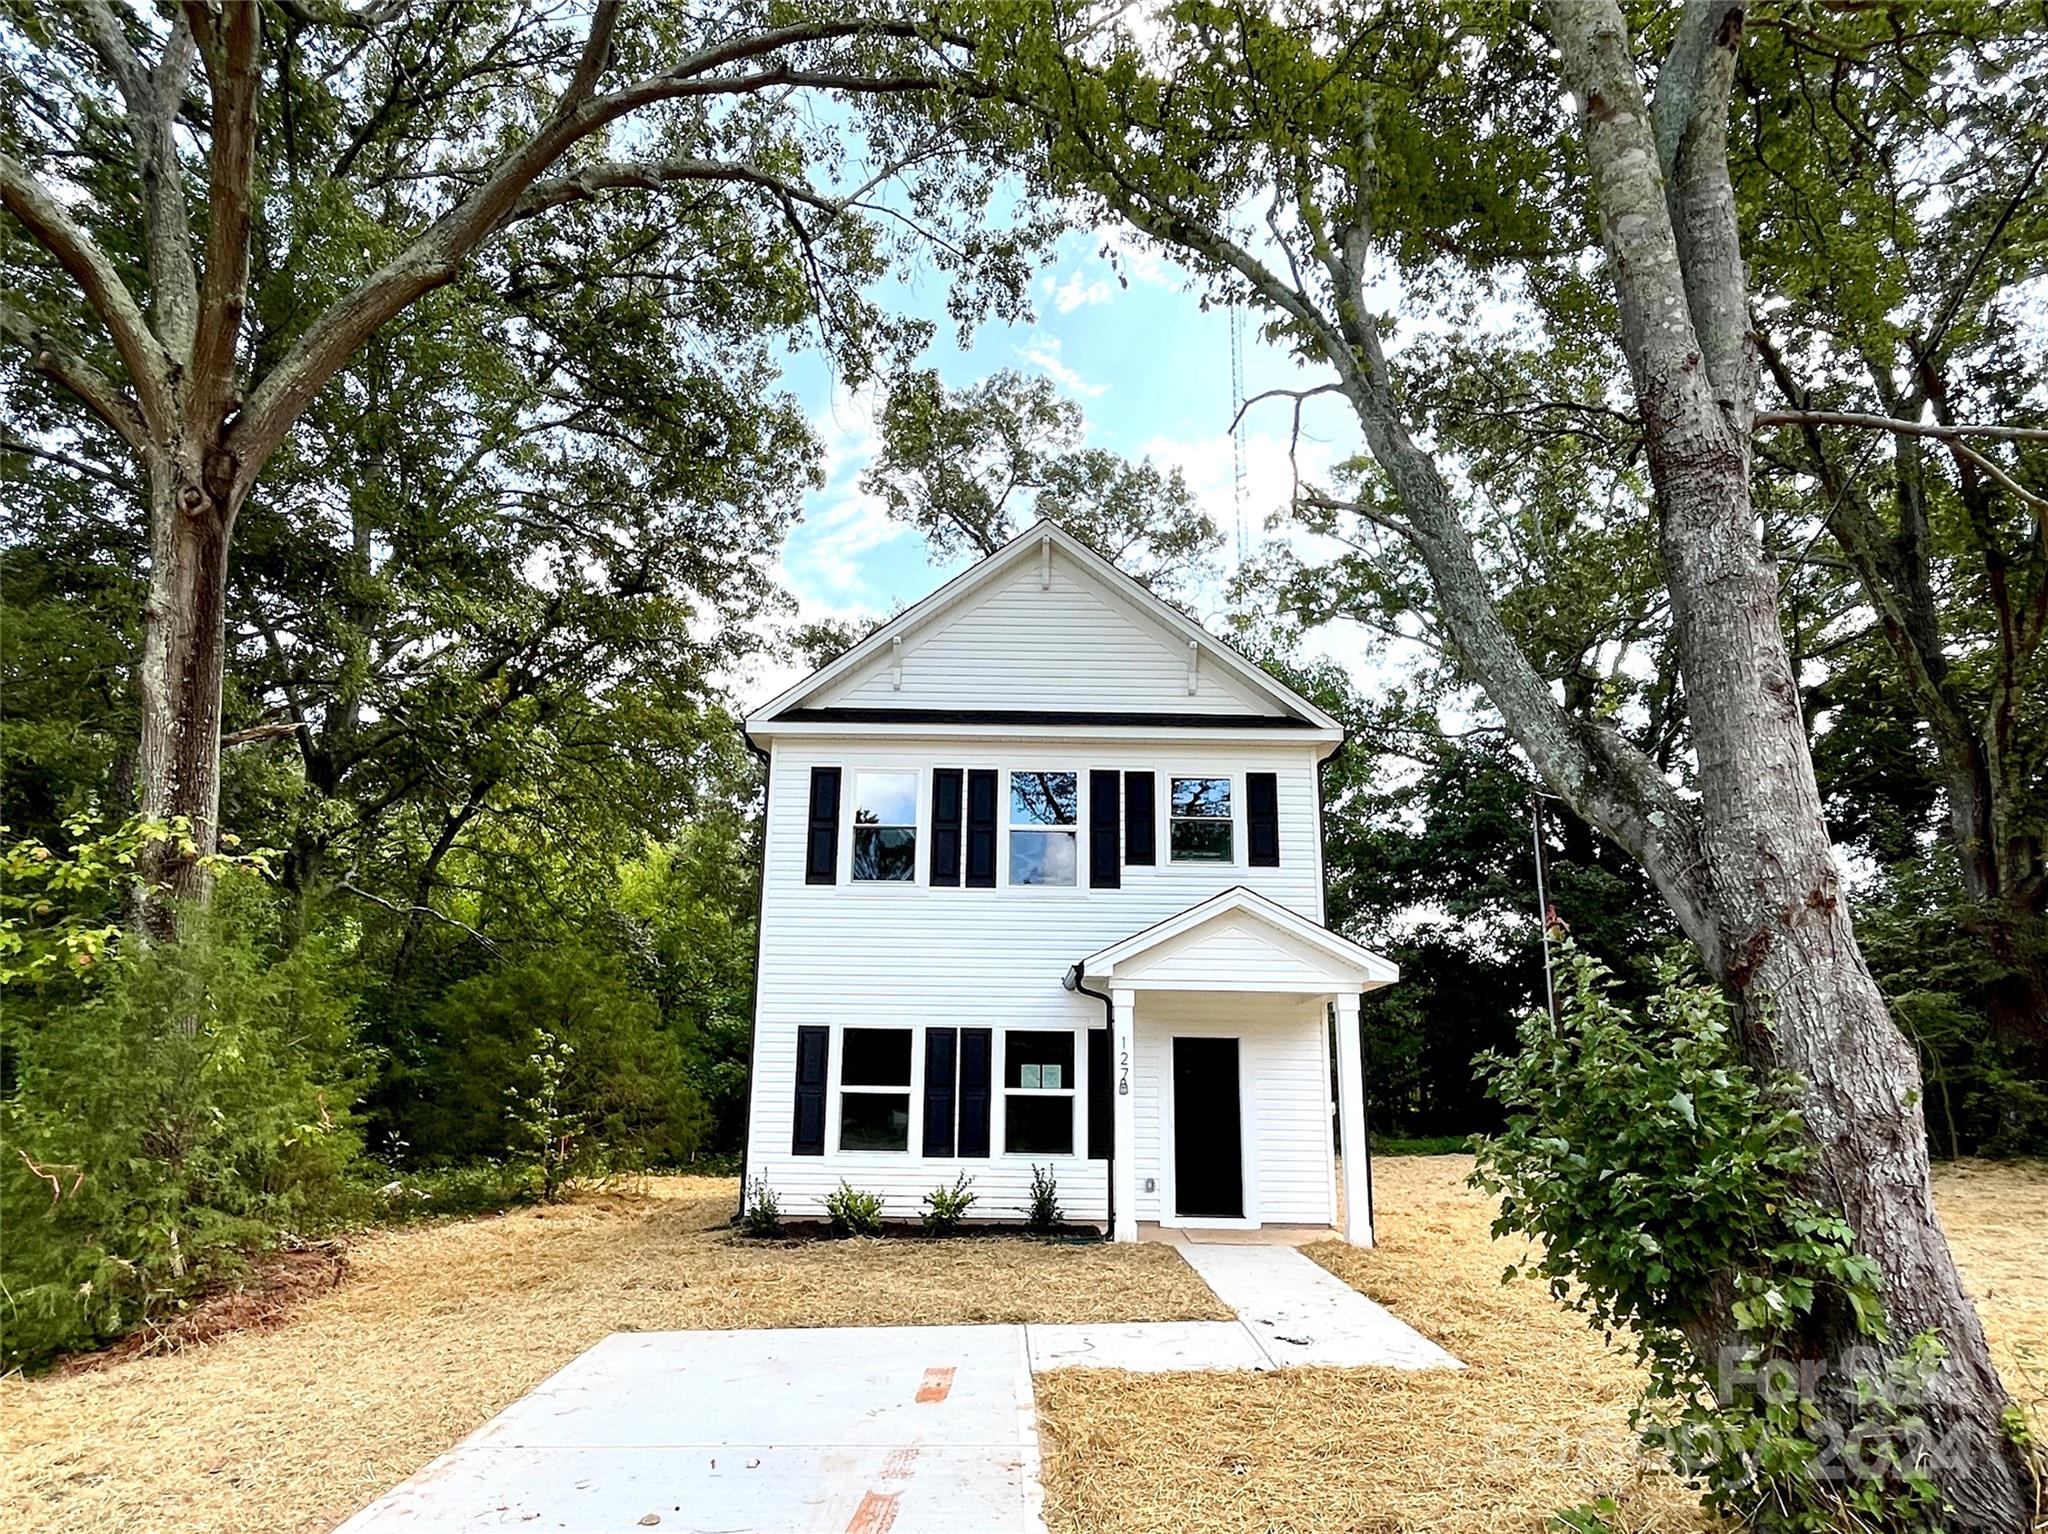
[1065,963,1116,1240]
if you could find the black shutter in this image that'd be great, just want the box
[1247,771,1280,867]
[923,1027,958,1157]
[1124,770,1156,865]
[965,769,998,888]
[958,1027,993,1157]
[1089,770,1121,888]
[805,766,841,884]
[930,768,964,887]
[792,1025,830,1155]
[1087,1026,1112,1160]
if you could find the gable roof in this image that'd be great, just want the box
[1072,886,1400,991]
[747,520,1341,736]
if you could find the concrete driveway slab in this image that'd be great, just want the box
[335,1326,1044,1534]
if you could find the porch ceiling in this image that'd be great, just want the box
[1071,886,1399,995]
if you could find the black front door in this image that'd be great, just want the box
[1172,1036,1243,1219]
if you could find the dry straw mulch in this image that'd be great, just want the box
[1033,1155,2048,1534]
[0,1176,1221,1534]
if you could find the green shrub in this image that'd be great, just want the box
[1023,1165,1061,1234]
[359,1161,529,1221]
[403,948,708,1187]
[921,1173,977,1234]
[824,1180,884,1237]
[0,884,360,1370]
[741,1178,783,1237]
[1473,943,1949,1533]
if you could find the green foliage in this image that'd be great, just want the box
[1473,946,1949,1531]
[1024,1165,1062,1234]
[863,367,1221,594]
[1,883,359,1369]
[740,1178,783,1238]
[2,814,267,986]
[921,1173,978,1235]
[824,1181,885,1239]
[401,949,707,1185]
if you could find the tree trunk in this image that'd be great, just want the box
[1653,409,2035,1529]
[1545,0,2036,1522]
[135,451,238,930]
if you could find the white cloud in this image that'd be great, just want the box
[1051,268,1114,314]
[1019,332,1109,398]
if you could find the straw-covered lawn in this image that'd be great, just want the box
[0,1176,1221,1534]
[4,1161,2041,1534]
[1035,1155,2048,1534]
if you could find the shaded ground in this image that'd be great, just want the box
[0,1176,1219,1534]
[1033,1155,2048,1534]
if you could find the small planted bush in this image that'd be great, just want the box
[921,1173,977,1235]
[824,1180,885,1238]
[1023,1165,1062,1234]
[740,1178,783,1237]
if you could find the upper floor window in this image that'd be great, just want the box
[1009,771,1077,886]
[852,770,917,882]
[839,1027,911,1151]
[1170,776,1233,862]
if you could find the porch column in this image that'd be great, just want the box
[1111,987,1138,1242]
[1334,991,1374,1246]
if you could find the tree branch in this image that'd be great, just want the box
[227,16,956,494]
[182,0,260,441]
[0,300,149,448]
[504,156,853,228]
[0,152,173,437]
[1755,410,2048,445]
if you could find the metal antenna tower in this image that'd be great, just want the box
[1229,301,1248,567]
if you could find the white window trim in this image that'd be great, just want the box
[999,1027,1079,1158]
[1165,771,1240,868]
[839,762,928,892]
[1004,766,1083,890]
[833,1023,917,1154]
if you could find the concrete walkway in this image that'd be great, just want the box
[334,1246,1457,1532]
[1028,1242,1462,1373]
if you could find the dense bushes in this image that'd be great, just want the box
[0,815,731,1369]
[1,885,360,1368]
[1473,945,1964,1532]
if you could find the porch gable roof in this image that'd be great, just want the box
[1072,887,1400,994]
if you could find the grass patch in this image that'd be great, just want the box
[0,1176,1221,1534]
[1033,1155,2048,1534]
[4,1161,2039,1534]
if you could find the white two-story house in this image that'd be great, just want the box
[740,520,1397,1243]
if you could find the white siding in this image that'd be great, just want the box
[744,734,1329,1225]
[1116,910,1359,991]
[822,556,1281,716]
[1129,992,1335,1226]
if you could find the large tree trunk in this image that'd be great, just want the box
[1550,1,2036,1524]
[135,451,238,928]
[1655,405,2035,1530]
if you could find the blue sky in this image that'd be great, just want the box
[766,223,1360,635]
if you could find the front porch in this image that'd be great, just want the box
[1069,886,1399,1245]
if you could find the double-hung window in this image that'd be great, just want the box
[1009,770,1078,886]
[852,771,917,882]
[1169,776,1233,862]
[838,1027,912,1151]
[1003,1031,1075,1154]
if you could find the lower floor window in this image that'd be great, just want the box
[1003,1030,1075,1155]
[839,1027,911,1151]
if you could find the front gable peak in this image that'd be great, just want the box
[748,521,1339,738]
